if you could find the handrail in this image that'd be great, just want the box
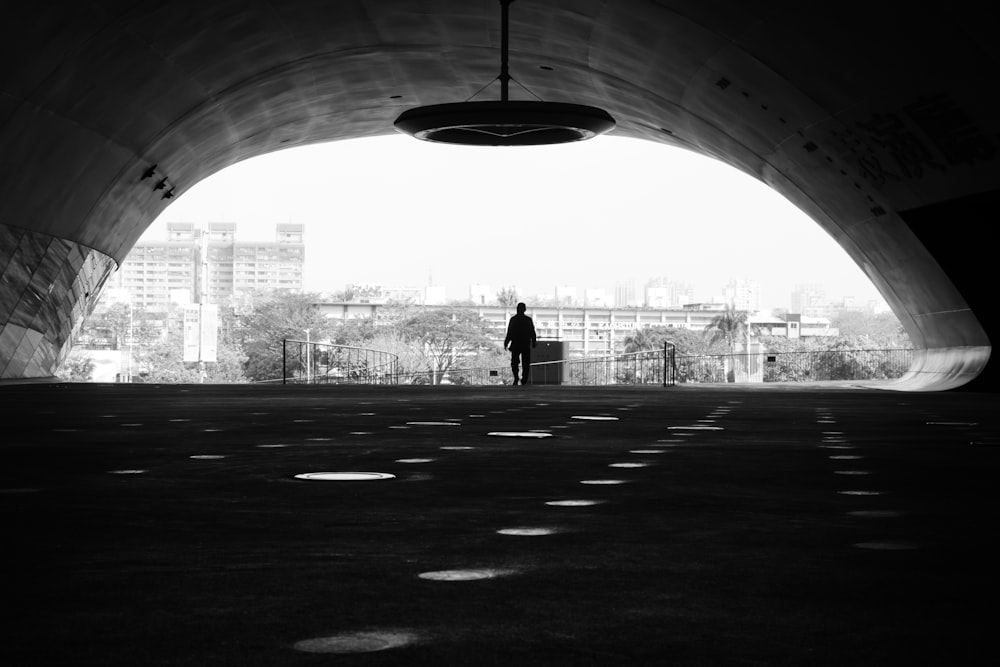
[673,347,912,383]
[529,343,676,387]
[267,343,908,387]
[281,339,399,385]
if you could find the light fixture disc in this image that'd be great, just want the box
[394,101,615,146]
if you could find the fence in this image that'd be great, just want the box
[394,367,506,386]
[275,342,911,387]
[549,347,675,386]
[674,348,912,384]
[281,339,398,385]
[393,344,677,387]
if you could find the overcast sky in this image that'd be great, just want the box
[146,134,885,311]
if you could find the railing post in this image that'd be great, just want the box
[282,339,286,385]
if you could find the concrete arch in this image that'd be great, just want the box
[1,1,995,388]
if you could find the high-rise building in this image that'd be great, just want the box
[723,278,760,313]
[790,283,828,315]
[644,277,694,308]
[230,223,304,300]
[614,281,639,308]
[111,223,200,312]
[111,222,305,311]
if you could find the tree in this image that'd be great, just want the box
[208,309,250,382]
[656,327,711,357]
[462,347,509,384]
[57,351,95,381]
[401,308,498,384]
[134,308,247,383]
[135,328,203,383]
[817,336,910,381]
[374,301,418,330]
[702,304,759,382]
[618,326,712,384]
[85,301,160,351]
[234,291,334,382]
[703,304,752,353]
[754,335,809,382]
[368,330,425,377]
[99,302,132,350]
[496,287,519,308]
[330,317,377,346]
[327,286,357,302]
[621,328,659,353]
[832,309,909,346]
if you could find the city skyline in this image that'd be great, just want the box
[143,134,889,312]
[125,220,878,313]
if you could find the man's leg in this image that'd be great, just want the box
[521,349,531,385]
[510,350,519,385]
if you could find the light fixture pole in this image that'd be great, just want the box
[126,297,134,382]
[499,0,512,102]
[305,328,311,384]
[199,229,208,384]
[393,0,614,145]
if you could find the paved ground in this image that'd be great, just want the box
[2,381,998,666]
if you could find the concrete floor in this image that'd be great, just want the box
[2,382,997,666]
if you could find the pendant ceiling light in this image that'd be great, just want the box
[394,0,615,146]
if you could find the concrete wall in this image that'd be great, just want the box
[1,1,996,388]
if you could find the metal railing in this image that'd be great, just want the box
[281,340,398,385]
[394,367,507,386]
[393,344,677,387]
[675,348,912,384]
[540,345,676,386]
[274,343,911,387]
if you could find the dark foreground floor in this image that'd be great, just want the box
[1,382,998,666]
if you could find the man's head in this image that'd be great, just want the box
[516,302,526,313]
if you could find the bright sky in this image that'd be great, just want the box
[145,134,886,312]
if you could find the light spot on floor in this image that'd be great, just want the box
[497,527,557,536]
[295,472,395,481]
[293,631,417,653]
[418,568,514,581]
[855,541,920,550]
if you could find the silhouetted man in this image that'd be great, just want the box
[504,302,537,386]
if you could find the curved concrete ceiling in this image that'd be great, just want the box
[1,0,996,389]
